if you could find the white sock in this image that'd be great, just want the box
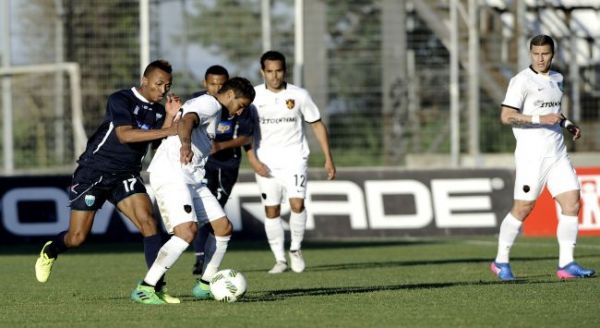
[201,235,230,281]
[289,210,307,251]
[264,217,286,263]
[557,214,578,268]
[495,213,522,263]
[144,236,189,286]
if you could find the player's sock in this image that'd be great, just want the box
[202,235,230,281]
[495,213,522,263]
[193,223,211,263]
[264,217,286,263]
[144,233,166,288]
[143,236,189,286]
[45,231,69,258]
[289,210,307,251]
[143,234,163,267]
[557,214,578,268]
[202,234,217,274]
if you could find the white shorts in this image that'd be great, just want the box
[255,162,308,206]
[513,154,580,201]
[150,172,225,234]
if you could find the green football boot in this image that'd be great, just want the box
[35,241,56,283]
[130,282,166,305]
[191,280,213,300]
[156,287,181,304]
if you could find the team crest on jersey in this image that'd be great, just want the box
[217,121,233,134]
[557,81,564,92]
[84,195,96,207]
[285,99,295,110]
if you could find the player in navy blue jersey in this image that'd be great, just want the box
[35,59,182,304]
[190,65,257,276]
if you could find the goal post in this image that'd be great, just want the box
[0,62,86,175]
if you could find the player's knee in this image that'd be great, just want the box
[174,223,197,243]
[512,203,535,219]
[65,231,87,247]
[561,201,580,215]
[265,206,280,218]
[137,214,158,236]
[290,203,305,213]
[213,219,233,237]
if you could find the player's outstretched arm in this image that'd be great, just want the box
[115,124,177,144]
[114,94,181,144]
[211,135,252,154]
[310,120,336,180]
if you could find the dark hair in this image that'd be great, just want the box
[530,35,554,54]
[218,77,256,102]
[260,50,287,71]
[143,59,172,77]
[204,65,229,80]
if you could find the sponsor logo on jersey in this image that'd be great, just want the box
[84,195,96,207]
[534,100,561,108]
[260,117,297,124]
[285,99,295,110]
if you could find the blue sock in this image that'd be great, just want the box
[143,234,166,289]
[192,224,211,263]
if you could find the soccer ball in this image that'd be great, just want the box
[210,269,247,303]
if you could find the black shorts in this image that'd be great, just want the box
[69,166,147,210]
[204,161,239,207]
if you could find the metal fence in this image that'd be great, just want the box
[1,0,599,175]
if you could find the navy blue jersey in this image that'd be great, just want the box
[192,91,257,168]
[77,88,167,173]
[209,105,256,167]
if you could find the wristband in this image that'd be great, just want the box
[531,115,540,125]
[561,119,574,128]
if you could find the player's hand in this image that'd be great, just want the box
[180,143,193,164]
[325,160,336,180]
[252,161,270,177]
[165,93,182,117]
[540,113,562,125]
[567,124,581,141]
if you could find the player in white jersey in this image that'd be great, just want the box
[490,35,595,281]
[248,50,336,274]
[130,77,256,303]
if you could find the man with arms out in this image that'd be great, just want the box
[130,77,256,304]
[190,66,257,276]
[249,50,336,274]
[490,35,595,281]
[35,60,182,303]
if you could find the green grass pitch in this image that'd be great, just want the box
[1,236,600,327]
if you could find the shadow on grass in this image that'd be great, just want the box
[0,239,443,255]
[238,279,565,302]
[242,255,599,273]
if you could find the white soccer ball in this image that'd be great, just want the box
[210,269,247,303]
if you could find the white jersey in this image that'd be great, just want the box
[502,66,566,158]
[147,95,221,184]
[253,83,321,168]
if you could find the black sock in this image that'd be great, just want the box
[44,231,68,259]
